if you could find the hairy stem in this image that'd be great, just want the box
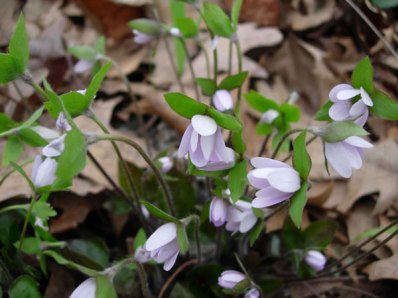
[135,261,154,298]
[179,37,200,100]
[271,128,303,159]
[18,195,36,252]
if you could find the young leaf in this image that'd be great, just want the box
[231,129,246,153]
[218,71,248,90]
[85,61,111,101]
[164,92,207,118]
[14,237,41,254]
[8,275,41,298]
[292,130,311,180]
[9,14,29,75]
[321,121,368,143]
[0,113,16,132]
[68,46,98,61]
[208,108,242,131]
[244,91,279,113]
[3,136,23,165]
[228,160,247,202]
[175,17,199,38]
[141,201,179,223]
[203,2,234,37]
[255,123,272,135]
[128,19,160,35]
[96,275,117,298]
[303,220,337,248]
[134,228,147,250]
[32,201,57,219]
[18,128,48,147]
[95,36,106,55]
[370,90,398,120]
[56,129,87,181]
[280,103,300,122]
[314,101,333,121]
[289,182,308,229]
[176,223,189,253]
[196,78,217,96]
[0,54,22,85]
[231,0,243,28]
[249,219,263,246]
[351,56,373,94]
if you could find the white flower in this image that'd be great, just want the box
[70,277,96,298]
[144,222,180,271]
[260,109,279,124]
[169,27,181,37]
[74,60,94,74]
[159,156,173,173]
[209,197,228,227]
[325,136,373,178]
[42,135,66,157]
[305,250,327,272]
[213,90,233,112]
[225,200,257,233]
[245,288,260,298]
[56,112,72,132]
[248,158,301,208]
[31,156,57,188]
[218,270,246,289]
[134,246,151,263]
[133,30,156,44]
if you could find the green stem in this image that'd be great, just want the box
[197,38,211,78]
[193,216,202,264]
[179,37,200,100]
[233,40,243,115]
[228,39,233,75]
[0,204,28,214]
[164,37,185,93]
[92,133,176,216]
[271,128,304,159]
[135,261,154,298]
[18,195,36,252]
[24,75,48,100]
[213,46,218,81]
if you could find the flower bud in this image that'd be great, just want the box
[56,112,72,132]
[169,27,181,37]
[134,246,151,263]
[209,197,228,227]
[31,156,57,188]
[260,109,279,124]
[245,288,260,298]
[42,135,66,157]
[305,250,327,272]
[70,278,96,298]
[158,156,173,173]
[213,90,233,112]
[218,270,246,289]
[74,60,94,74]
[133,30,156,44]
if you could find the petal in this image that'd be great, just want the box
[74,60,93,74]
[163,248,180,271]
[349,100,366,117]
[355,109,369,127]
[250,157,290,169]
[190,130,199,152]
[145,223,177,251]
[336,89,361,100]
[31,155,42,185]
[213,129,229,161]
[267,168,301,192]
[247,170,270,189]
[328,102,351,121]
[329,84,354,102]
[344,136,373,148]
[325,142,352,178]
[252,195,290,208]
[200,134,216,161]
[191,115,217,136]
[360,87,373,106]
[178,125,193,158]
[211,36,220,51]
[213,90,233,111]
[70,278,96,298]
[221,270,246,283]
[341,143,363,169]
[34,158,57,188]
[260,109,279,124]
[190,145,208,167]
[155,241,179,263]
[239,213,257,233]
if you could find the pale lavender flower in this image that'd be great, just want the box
[209,197,228,227]
[70,277,96,298]
[248,158,301,208]
[134,246,151,263]
[133,30,156,44]
[225,200,257,233]
[218,270,246,289]
[74,60,95,74]
[325,136,373,178]
[213,90,233,112]
[42,135,66,157]
[56,112,72,132]
[32,156,57,188]
[305,250,327,272]
[178,115,235,170]
[260,109,279,124]
[328,84,372,126]
[159,156,173,173]
[245,288,260,298]
[144,222,180,271]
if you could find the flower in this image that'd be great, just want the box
[305,250,327,272]
[74,59,95,74]
[325,136,373,178]
[260,109,279,124]
[248,158,301,208]
[218,270,247,289]
[144,222,180,271]
[245,288,260,298]
[169,27,181,37]
[159,156,173,173]
[328,84,372,126]
[70,277,96,298]
[42,134,66,157]
[134,246,151,263]
[56,112,72,132]
[178,115,235,170]
[209,197,228,227]
[213,90,233,112]
[31,156,57,188]
[133,30,156,44]
[225,200,257,233]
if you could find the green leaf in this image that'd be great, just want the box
[176,223,189,253]
[218,71,248,90]
[370,90,398,120]
[289,182,308,229]
[303,220,337,248]
[3,136,23,165]
[230,278,250,294]
[175,17,199,38]
[20,106,45,130]
[9,161,35,191]
[68,239,109,269]
[231,0,243,28]
[292,131,311,180]
[321,121,368,143]
[371,0,398,8]
[196,78,217,96]
[8,275,41,298]
[14,237,41,254]
[95,37,106,55]
[280,103,300,122]
[255,123,272,135]
[228,160,247,202]
[314,101,333,121]
[203,2,234,38]
[175,39,185,76]
[170,283,195,298]
[18,128,48,147]
[164,92,207,118]
[244,91,279,113]
[208,108,242,131]
[32,201,56,219]
[85,62,111,101]
[0,54,23,85]
[231,130,246,154]
[96,275,117,298]
[140,201,179,223]
[134,228,147,250]
[249,219,263,246]
[351,56,373,93]
[9,14,29,75]
[44,250,99,276]
[68,46,97,61]
[0,113,16,132]
[128,18,160,35]
[56,129,87,181]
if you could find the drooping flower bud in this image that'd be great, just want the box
[213,90,234,112]
[132,30,156,44]
[218,270,247,289]
[74,60,95,74]
[158,156,173,173]
[305,250,327,272]
[31,156,57,188]
[70,278,96,298]
[209,197,228,227]
[225,200,257,233]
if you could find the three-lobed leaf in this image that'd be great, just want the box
[8,275,41,298]
[164,92,207,118]
[9,14,29,76]
[96,275,117,298]
[208,108,242,131]
[314,101,333,121]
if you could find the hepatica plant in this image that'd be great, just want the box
[0,2,398,298]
